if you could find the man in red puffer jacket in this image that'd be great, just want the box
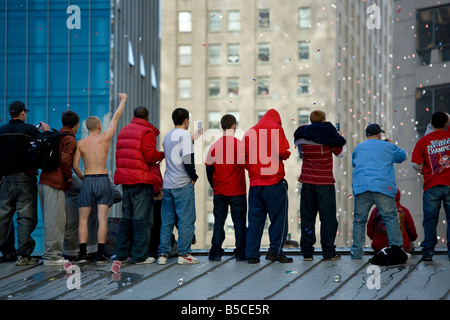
[114,106,164,264]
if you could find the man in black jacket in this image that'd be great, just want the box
[0,101,49,266]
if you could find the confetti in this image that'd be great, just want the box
[397,6,401,14]
[317,49,321,52]
[202,43,207,46]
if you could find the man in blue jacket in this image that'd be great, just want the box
[351,124,407,259]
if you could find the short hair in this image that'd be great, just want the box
[221,114,237,130]
[310,110,326,123]
[134,106,149,119]
[172,108,190,126]
[85,116,101,131]
[62,110,80,128]
[431,111,448,129]
[9,101,27,118]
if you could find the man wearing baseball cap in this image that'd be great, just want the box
[0,100,49,266]
[350,123,408,262]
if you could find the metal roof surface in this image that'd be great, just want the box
[1,248,449,302]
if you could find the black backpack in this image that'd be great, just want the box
[29,129,75,171]
[369,246,408,266]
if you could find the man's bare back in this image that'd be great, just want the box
[73,93,127,179]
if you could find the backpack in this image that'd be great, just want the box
[29,129,75,171]
[369,246,408,266]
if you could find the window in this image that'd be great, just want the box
[178,12,192,32]
[258,77,269,96]
[209,44,222,65]
[258,43,270,62]
[298,108,310,125]
[416,84,450,136]
[208,111,221,129]
[298,75,311,95]
[178,78,191,99]
[228,11,241,32]
[258,9,270,28]
[178,45,192,65]
[298,41,309,61]
[228,111,240,127]
[416,5,450,64]
[208,78,220,97]
[257,110,267,120]
[128,40,135,66]
[227,78,239,97]
[209,11,222,32]
[298,8,311,29]
[227,44,240,63]
[139,54,146,78]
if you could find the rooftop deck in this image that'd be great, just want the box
[1,248,449,303]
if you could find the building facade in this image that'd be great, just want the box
[334,0,394,246]
[0,0,161,253]
[160,0,337,249]
[392,0,450,247]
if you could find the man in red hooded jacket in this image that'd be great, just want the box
[239,109,292,263]
[113,106,164,264]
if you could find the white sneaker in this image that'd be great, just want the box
[157,256,168,265]
[178,253,199,265]
[44,258,69,266]
[135,257,155,265]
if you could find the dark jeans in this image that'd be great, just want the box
[300,183,338,259]
[0,173,38,257]
[210,194,247,259]
[115,184,154,263]
[421,185,450,258]
[246,180,289,259]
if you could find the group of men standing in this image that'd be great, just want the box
[0,94,449,267]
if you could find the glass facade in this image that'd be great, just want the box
[0,0,111,253]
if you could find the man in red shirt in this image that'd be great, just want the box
[206,114,247,261]
[294,110,346,261]
[113,106,164,264]
[412,111,450,261]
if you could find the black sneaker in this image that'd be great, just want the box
[1,251,17,262]
[248,258,260,264]
[323,254,341,261]
[208,255,221,261]
[96,254,109,264]
[265,251,293,263]
[73,253,89,264]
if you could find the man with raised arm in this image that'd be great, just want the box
[72,93,127,264]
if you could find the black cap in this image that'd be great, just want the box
[366,123,385,136]
[9,101,30,115]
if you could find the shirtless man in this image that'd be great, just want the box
[72,93,127,263]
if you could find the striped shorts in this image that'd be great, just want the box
[78,174,113,208]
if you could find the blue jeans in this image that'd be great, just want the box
[158,183,196,256]
[246,180,289,259]
[421,185,450,258]
[300,183,338,259]
[351,191,403,258]
[210,194,247,259]
[0,173,38,257]
[115,184,154,263]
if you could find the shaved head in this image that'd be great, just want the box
[86,116,101,131]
